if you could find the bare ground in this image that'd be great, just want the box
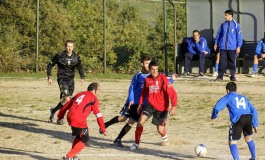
[0,73,265,160]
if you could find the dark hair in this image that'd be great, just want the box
[224,10,233,16]
[226,82,237,92]
[65,40,74,46]
[193,30,200,35]
[87,82,99,91]
[149,60,158,68]
[141,55,152,63]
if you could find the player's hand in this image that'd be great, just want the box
[57,119,64,125]
[169,107,176,116]
[253,127,257,133]
[137,105,142,115]
[214,44,217,51]
[102,131,107,136]
[80,79,85,86]
[171,73,178,80]
[236,47,240,54]
[48,78,52,85]
[261,54,265,58]
[128,101,133,110]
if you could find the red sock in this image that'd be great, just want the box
[135,126,143,144]
[161,129,166,137]
[72,137,79,149]
[66,139,85,158]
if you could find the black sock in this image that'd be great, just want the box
[105,116,120,128]
[116,123,132,140]
[52,102,63,114]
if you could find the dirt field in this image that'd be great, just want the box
[0,74,265,160]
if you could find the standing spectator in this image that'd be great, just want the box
[130,61,178,150]
[47,40,85,123]
[103,55,177,147]
[214,10,243,81]
[57,82,107,160]
[250,32,265,77]
[183,30,210,76]
[211,82,258,160]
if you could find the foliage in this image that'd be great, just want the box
[0,0,187,73]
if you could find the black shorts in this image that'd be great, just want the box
[229,114,253,141]
[58,78,74,99]
[71,127,89,143]
[142,103,168,126]
[119,103,141,122]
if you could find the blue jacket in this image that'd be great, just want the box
[211,92,258,128]
[255,39,265,55]
[215,19,243,50]
[188,37,210,55]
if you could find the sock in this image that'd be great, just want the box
[135,126,143,145]
[215,63,219,72]
[247,140,256,159]
[229,144,239,160]
[72,137,80,149]
[116,123,132,140]
[104,116,120,128]
[161,130,168,141]
[66,139,85,158]
[253,64,258,73]
[52,102,63,113]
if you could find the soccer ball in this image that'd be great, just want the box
[195,144,207,157]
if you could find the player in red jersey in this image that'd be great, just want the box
[130,61,178,150]
[57,82,107,160]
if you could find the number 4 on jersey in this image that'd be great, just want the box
[235,97,246,109]
[76,95,85,105]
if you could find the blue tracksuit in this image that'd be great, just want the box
[255,39,265,55]
[211,91,258,128]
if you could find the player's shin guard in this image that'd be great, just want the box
[229,144,239,160]
[247,140,256,159]
[116,123,132,140]
[66,139,85,158]
[135,126,143,145]
[105,116,120,128]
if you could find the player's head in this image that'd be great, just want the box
[87,82,100,96]
[193,30,200,41]
[149,60,159,78]
[65,40,74,54]
[224,10,233,21]
[141,55,152,73]
[226,82,237,93]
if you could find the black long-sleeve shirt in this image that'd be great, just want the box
[47,51,85,80]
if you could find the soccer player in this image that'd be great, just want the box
[130,60,178,150]
[57,82,107,160]
[214,10,243,81]
[211,82,258,160]
[47,40,85,123]
[250,32,265,77]
[103,55,177,146]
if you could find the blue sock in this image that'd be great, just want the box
[229,144,239,160]
[253,64,258,73]
[247,140,256,159]
[215,63,219,72]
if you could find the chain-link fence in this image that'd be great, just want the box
[0,0,186,74]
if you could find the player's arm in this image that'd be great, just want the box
[163,77,177,115]
[248,100,258,131]
[128,74,139,106]
[76,54,85,86]
[93,99,107,135]
[137,80,147,114]
[211,96,228,119]
[214,25,223,51]
[57,98,74,121]
[47,54,59,85]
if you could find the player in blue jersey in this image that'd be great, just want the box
[211,82,258,160]
[103,55,177,147]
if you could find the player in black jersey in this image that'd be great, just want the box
[47,40,85,123]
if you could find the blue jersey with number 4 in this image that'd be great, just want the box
[211,91,258,127]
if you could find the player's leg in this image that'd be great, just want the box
[227,50,237,81]
[198,53,209,76]
[152,110,169,146]
[183,52,193,75]
[251,55,259,77]
[242,115,256,160]
[65,127,88,159]
[213,52,220,77]
[217,50,227,80]
[104,103,129,128]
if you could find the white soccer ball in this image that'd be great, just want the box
[195,144,207,157]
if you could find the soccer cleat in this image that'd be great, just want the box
[63,156,79,160]
[215,77,223,81]
[57,119,64,125]
[160,140,170,146]
[249,158,257,160]
[129,143,139,150]
[183,72,190,76]
[230,76,237,81]
[198,72,204,77]
[114,139,125,147]
[250,73,257,77]
[212,72,218,77]
[48,108,54,123]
